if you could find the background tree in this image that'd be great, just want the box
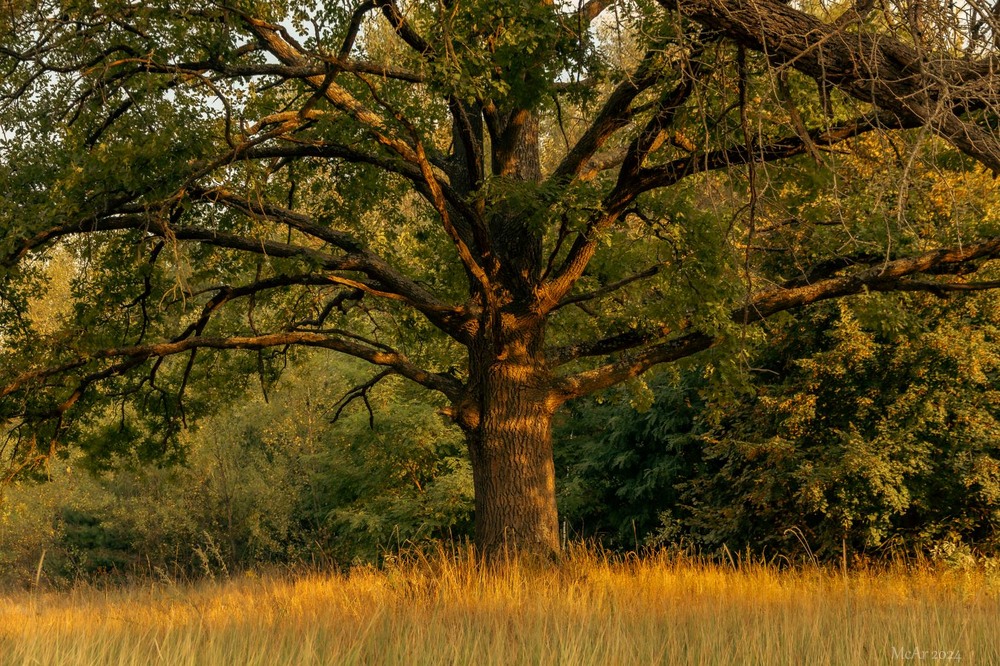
[558,291,1000,559]
[4,0,1000,555]
[0,350,474,585]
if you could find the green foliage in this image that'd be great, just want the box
[558,291,1000,561]
[54,507,134,578]
[413,0,601,106]
[295,372,474,562]
[0,353,472,585]
[556,370,709,548]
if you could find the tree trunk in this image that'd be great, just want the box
[461,317,560,556]
[454,103,559,556]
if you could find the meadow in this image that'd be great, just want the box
[1,547,996,665]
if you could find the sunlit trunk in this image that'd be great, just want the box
[461,316,560,555]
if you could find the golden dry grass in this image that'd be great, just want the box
[0,547,996,665]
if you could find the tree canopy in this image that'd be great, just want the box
[4,0,1000,553]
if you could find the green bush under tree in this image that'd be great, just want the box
[556,290,1000,562]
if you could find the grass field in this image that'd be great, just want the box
[0,547,996,665]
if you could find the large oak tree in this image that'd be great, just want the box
[4,0,1000,553]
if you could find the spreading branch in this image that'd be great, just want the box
[553,235,1000,399]
[553,264,664,311]
[541,110,909,312]
[548,47,667,183]
[1,332,463,407]
[330,368,396,428]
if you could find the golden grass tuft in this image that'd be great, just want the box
[1,545,997,665]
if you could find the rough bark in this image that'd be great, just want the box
[465,383,560,555]
[457,315,561,556]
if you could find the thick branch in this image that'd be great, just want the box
[3,209,473,341]
[103,333,461,398]
[668,0,1000,171]
[541,112,906,312]
[170,275,343,343]
[548,48,665,183]
[184,190,473,337]
[553,332,714,400]
[191,187,364,253]
[553,235,1000,400]
[340,1,378,59]
[547,322,676,367]
[101,57,424,85]
[243,143,480,228]
[616,53,705,184]
[577,0,619,23]
[741,237,1000,323]
[235,12,495,294]
[554,264,663,311]
[632,113,910,193]
[376,0,433,56]
[58,332,462,400]
[241,14,420,162]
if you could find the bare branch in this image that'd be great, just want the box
[169,275,340,344]
[190,187,364,253]
[553,264,664,311]
[330,368,395,427]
